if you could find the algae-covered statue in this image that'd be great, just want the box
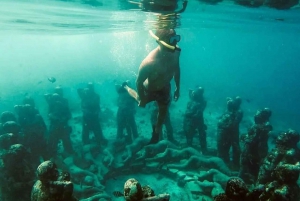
[217,96,243,169]
[239,108,273,183]
[31,160,78,201]
[114,178,170,201]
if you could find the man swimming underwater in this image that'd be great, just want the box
[123,29,181,144]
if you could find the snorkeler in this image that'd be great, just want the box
[123,29,181,144]
[129,0,188,14]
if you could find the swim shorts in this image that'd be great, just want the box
[145,83,171,105]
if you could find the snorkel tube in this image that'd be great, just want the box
[149,30,180,51]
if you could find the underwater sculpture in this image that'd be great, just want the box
[143,146,231,175]
[0,132,17,149]
[0,111,19,146]
[258,162,300,201]
[14,96,48,166]
[122,136,149,163]
[145,146,203,163]
[217,96,243,169]
[136,139,179,160]
[115,82,139,143]
[78,82,107,145]
[183,87,207,154]
[214,129,300,201]
[61,143,113,199]
[0,111,17,130]
[31,160,78,201]
[0,143,35,201]
[60,126,300,201]
[167,155,231,175]
[239,108,273,183]
[213,177,249,201]
[113,178,170,201]
[45,86,73,157]
[213,162,300,201]
[256,129,300,185]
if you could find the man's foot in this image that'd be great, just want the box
[148,131,159,145]
[148,135,159,145]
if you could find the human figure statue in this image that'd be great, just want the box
[45,86,73,158]
[183,87,207,153]
[31,160,78,201]
[257,129,300,185]
[14,96,48,165]
[0,111,17,135]
[217,96,243,169]
[0,144,35,201]
[115,83,138,143]
[239,108,272,183]
[77,82,106,145]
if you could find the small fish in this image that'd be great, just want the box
[113,191,123,197]
[37,81,43,84]
[275,18,284,21]
[48,77,56,83]
[246,99,251,103]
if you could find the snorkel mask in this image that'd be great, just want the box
[149,30,181,51]
[169,34,181,44]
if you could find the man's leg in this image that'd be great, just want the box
[164,111,174,141]
[149,102,168,144]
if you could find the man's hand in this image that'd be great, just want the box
[174,88,180,101]
[138,97,148,108]
[183,0,188,7]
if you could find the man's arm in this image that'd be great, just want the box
[136,63,149,102]
[173,58,180,101]
[176,0,188,14]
